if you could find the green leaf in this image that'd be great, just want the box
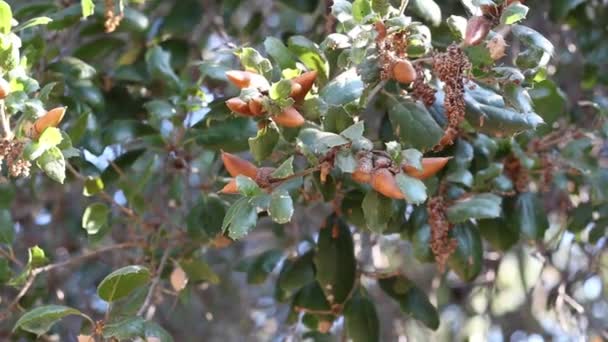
[378,276,439,330]
[270,80,293,100]
[336,150,357,173]
[505,192,548,240]
[97,265,151,302]
[314,215,356,304]
[187,195,226,240]
[0,209,14,244]
[320,69,363,106]
[288,36,329,83]
[478,218,519,251]
[446,193,502,223]
[145,46,180,88]
[501,2,529,25]
[0,1,12,34]
[180,259,220,284]
[221,197,258,239]
[340,121,365,141]
[14,16,53,31]
[28,245,48,268]
[101,149,145,184]
[529,79,567,126]
[512,24,554,55]
[277,251,315,297]
[81,0,94,19]
[103,317,145,340]
[264,37,297,70]
[362,191,393,233]
[371,0,389,16]
[235,47,273,79]
[48,57,96,80]
[144,321,174,342]
[352,0,372,23]
[14,305,85,336]
[83,177,104,197]
[248,123,279,162]
[293,282,331,311]
[81,203,109,235]
[410,0,441,27]
[36,147,66,184]
[395,173,427,205]
[344,291,380,342]
[386,94,443,150]
[448,223,483,281]
[269,190,294,224]
[271,156,294,178]
[244,250,283,284]
[279,0,320,13]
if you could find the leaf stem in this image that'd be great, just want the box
[137,246,172,317]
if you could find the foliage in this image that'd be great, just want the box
[0,0,607,340]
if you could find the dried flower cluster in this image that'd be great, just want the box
[104,0,124,33]
[427,196,457,272]
[504,154,529,193]
[0,139,31,178]
[433,44,471,151]
[412,63,436,107]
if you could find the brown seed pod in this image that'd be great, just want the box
[221,151,258,179]
[248,96,266,116]
[220,178,239,194]
[464,16,492,46]
[373,155,392,169]
[290,71,317,102]
[392,60,417,84]
[403,157,451,180]
[0,78,10,100]
[226,97,253,116]
[211,234,233,248]
[272,106,305,128]
[33,107,66,137]
[225,70,269,90]
[371,169,404,199]
[486,34,507,60]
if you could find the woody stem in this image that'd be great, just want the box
[0,101,13,140]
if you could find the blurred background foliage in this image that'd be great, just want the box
[0,0,607,341]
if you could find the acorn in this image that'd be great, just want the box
[402,157,451,180]
[225,70,269,90]
[0,77,10,100]
[272,106,305,128]
[371,169,404,200]
[220,178,239,194]
[33,107,66,137]
[352,155,373,184]
[464,16,492,46]
[290,71,317,102]
[248,96,266,116]
[392,60,417,84]
[226,97,253,116]
[221,151,258,179]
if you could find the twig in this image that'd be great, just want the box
[268,166,321,184]
[365,80,388,106]
[0,247,23,267]
[137,247,172,317]
[398,0,410,16]
[4,241,143,313]
[0,101,13,140]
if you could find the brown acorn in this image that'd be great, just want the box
[226,97,253,116]
[272,106,305,128]
[220,178,239,194]
[290,71,317,102]
[221,151,258,179]
[225,70,269,90]
[464,16,492,46]
[352,158,373,184]
[0,78,10,100]
[371,169,404,200]
[392,60,417,85]
[248,96,266,116]
[403,157,451,180]
[33,107,66,137]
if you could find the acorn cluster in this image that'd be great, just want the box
[225,70,316,128]
[0,139,31,178]
[375,21,417,85]
[104,0,124,33]
[433,44,471,151]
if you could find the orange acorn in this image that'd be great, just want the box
[290,71,317,103]
[0,78,10,100]
[403,157,451,180]
[221,151,259,179]
[226,97,253,116]
[33,107,66,137]
[392,60,417,84]
[464,16,492,46]
[371,169,404,200]
[352,155,373,184]
[272,106,305,128]
[248,96,266,116]
[220,178,239,194]
[225,70,269,90]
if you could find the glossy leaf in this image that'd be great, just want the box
[97,265,151,302]
[14,305,86,336]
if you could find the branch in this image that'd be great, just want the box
[0,101,13,140]
[137,247,172,317]
[4,241,143,313]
